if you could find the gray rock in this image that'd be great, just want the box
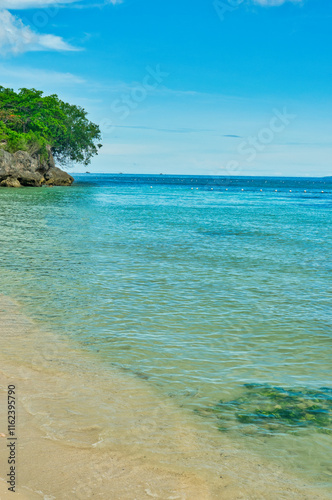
[0,177,21,188]
[0,149,74,187]
[44,166,74,186]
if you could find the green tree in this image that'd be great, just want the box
[0,86,102,166]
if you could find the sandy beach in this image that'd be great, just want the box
[0,294,330,500]
[0,0,331,494]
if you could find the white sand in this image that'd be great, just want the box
[0,295,330,500]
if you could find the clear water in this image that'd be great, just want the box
[0,174,331,489]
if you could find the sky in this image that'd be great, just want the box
[0,0,331,176]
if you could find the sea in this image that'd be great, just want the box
[0,174,331,496]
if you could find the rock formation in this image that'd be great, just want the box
[0,149,74,187]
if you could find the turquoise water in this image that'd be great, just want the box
[0,175,331,488]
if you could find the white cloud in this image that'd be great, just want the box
[0,0,76,8]
[0,0,121,8]
[0,10,79,54]
[252,0,303,5]
[0,64,85,85]
[0,0,121,56]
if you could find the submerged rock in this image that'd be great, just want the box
[0,149,74,188]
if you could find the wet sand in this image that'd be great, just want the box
[0,294,330,500]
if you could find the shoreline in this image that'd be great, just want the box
[0,294,331,499]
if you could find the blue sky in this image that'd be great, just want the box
[0,0,331,176]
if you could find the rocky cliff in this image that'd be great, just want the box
[0,149,74,187]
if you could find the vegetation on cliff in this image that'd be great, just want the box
[0,86,102,166]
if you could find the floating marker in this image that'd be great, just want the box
[260,189,262,192]
[304,190,307,193]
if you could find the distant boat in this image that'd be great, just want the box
[86,171,90,174]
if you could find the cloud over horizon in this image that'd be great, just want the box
[0,10,79,54]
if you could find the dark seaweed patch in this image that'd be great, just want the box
[195,385,332,435]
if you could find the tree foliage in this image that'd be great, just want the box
[0,86,102,166]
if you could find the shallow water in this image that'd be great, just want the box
[0,174,331,492]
